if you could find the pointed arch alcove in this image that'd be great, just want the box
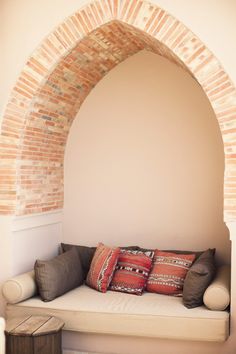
[1,0,236,222]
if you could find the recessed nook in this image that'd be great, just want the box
[64,50,230,264]
[1,1,236,353]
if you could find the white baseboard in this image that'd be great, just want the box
[63,351,86,354]
[63,351,103,354]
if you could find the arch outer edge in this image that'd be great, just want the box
[1,0,236,221]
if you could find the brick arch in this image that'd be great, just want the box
[1,0,236,220]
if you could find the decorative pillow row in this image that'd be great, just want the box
[85,244,197,297]
[35,243,216,309]
[35,244,140,301]
[83,243,215,303]
[60,243,139,280]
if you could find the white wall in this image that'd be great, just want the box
[10,211,63,274]
[0,211,63,315]
[0,216,13,315]
[64,50,230,265]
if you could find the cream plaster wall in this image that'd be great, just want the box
[64,50,230,264]
[1,0,236,119]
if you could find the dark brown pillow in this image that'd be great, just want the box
[61,243,96,279]
[35,247,83,301]
[183,248,216,308]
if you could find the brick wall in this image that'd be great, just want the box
[1,0,236,220]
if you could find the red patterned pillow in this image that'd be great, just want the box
[109,251,153,295]
[146,250,196,296]
[86,243,120,293]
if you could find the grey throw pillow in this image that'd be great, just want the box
[183,248,216,308]
[35,247,83,301]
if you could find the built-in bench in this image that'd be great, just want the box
[2,266,230,343]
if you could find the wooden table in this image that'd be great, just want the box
[5,315,64,354]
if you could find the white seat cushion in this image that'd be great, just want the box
[6,285,229,342]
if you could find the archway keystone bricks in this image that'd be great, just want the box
[1,0,236,220]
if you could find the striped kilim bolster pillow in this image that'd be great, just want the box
[109,252,153,295]
[146,250,196,296]
[86,243,120,293]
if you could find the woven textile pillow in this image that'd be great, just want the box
[146,250,196,296]
[109,251,153,295]
[86,243,120,293]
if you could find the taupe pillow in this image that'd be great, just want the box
[35,247,83,301]
[183,248,216,308]
[61,243,96,279]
